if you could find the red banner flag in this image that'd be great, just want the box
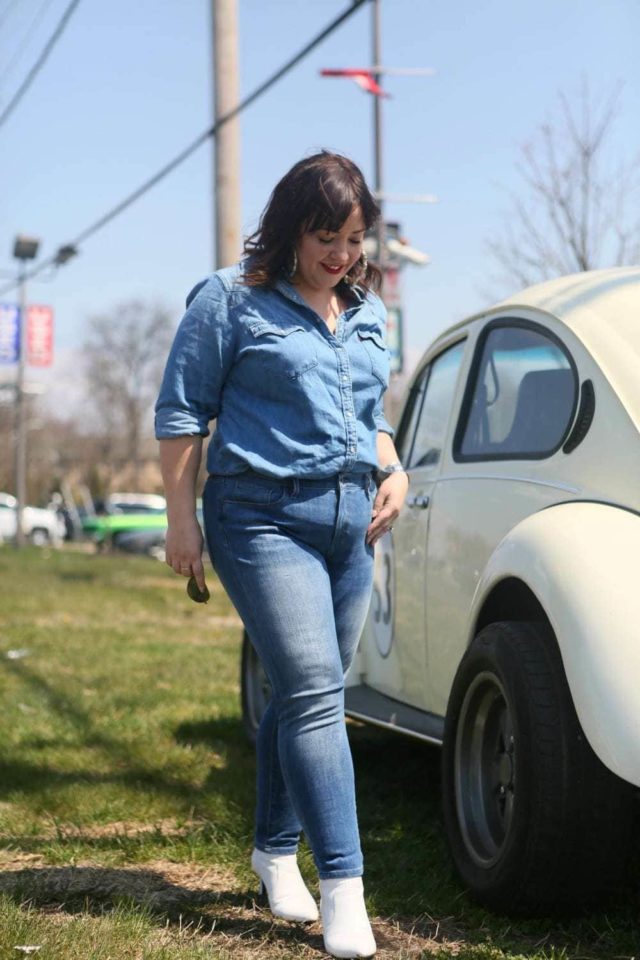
[320,69,390,97]
[27,305,54,367]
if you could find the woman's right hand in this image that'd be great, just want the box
[165,515,207,593]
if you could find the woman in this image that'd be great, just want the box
[155,151,408,959]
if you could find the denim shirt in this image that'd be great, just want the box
[154,262,393,478]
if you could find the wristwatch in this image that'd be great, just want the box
[374,461,406,485]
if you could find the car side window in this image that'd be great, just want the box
[456,323,577,460]
[404,340,466,470]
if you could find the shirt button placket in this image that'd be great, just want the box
[337,341,357,469]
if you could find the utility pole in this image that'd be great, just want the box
[212,0,242,269]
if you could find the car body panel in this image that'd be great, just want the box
[493,267,640,429]
[349,267,640,792]
[82,513,168,537]
[440,267,640,430]
[470,501,640,787]
[423,474,577,715]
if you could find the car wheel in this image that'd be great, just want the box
[240,630,271,745]
[442,620,634,915]
[29,527,50,547]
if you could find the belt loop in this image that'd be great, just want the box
[290,476,300,496]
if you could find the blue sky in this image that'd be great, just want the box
[0,0,638,397]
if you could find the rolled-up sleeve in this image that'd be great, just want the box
[155,276,236,439]
[374,396,395,437]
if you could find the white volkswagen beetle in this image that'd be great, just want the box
[241,266,640,914]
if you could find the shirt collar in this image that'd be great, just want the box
[274,275,366,315]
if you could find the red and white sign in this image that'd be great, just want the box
[27,305,53,367]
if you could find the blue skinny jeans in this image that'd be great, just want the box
[203,470,375,879]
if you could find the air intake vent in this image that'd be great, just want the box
[563,379,595,454]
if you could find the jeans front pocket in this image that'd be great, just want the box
[222,473,288,506]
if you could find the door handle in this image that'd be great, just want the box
[407,494,430,509]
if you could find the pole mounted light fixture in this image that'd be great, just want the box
[54,243,78,266]
[13,235,40,262]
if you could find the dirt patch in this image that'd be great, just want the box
[0,856,465,957]
[0,818,203,845]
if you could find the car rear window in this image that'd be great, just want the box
[455,322,577,460]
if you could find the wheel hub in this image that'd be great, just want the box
[454,671,516,867]
[496,751,513,788]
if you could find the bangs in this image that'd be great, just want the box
[300,174,377,235]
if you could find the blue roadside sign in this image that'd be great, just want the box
[0,304,19,364]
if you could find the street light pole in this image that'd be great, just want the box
[14,265,28,547]
[12,234,40,548]
[372,0,385,275]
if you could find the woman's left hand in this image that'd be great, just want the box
[366,471,409,546]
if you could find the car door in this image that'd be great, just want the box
[361,338,467,709]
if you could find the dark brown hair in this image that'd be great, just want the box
[242,151,381,292]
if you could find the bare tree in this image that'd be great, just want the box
[487,80,640,291]
[82,300,175,489]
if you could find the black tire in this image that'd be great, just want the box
[442,620,634,915]
[240,630,271,745]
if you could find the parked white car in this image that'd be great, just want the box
[0,492,66,545]
[241,266,640,915]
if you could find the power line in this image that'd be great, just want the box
[0,0,369,297]
[0,0,83,132]
[0,0,23,32]
[1,0,58,90]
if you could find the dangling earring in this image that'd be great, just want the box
[344,250,369,287]
[344,251,368,287]
[289,249,298,280]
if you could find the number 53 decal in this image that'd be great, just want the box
[370,531,395,658]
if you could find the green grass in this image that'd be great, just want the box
[0,546,637,958]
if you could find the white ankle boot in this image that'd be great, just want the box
[320,877,376,958]
[251,847,319,922]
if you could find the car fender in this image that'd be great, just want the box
[469,501,640,788]
[23,506,64,542]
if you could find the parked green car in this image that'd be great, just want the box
[82,494,167,550]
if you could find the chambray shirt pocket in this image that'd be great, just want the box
[247,318,319,381]
[357,328,390,387]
